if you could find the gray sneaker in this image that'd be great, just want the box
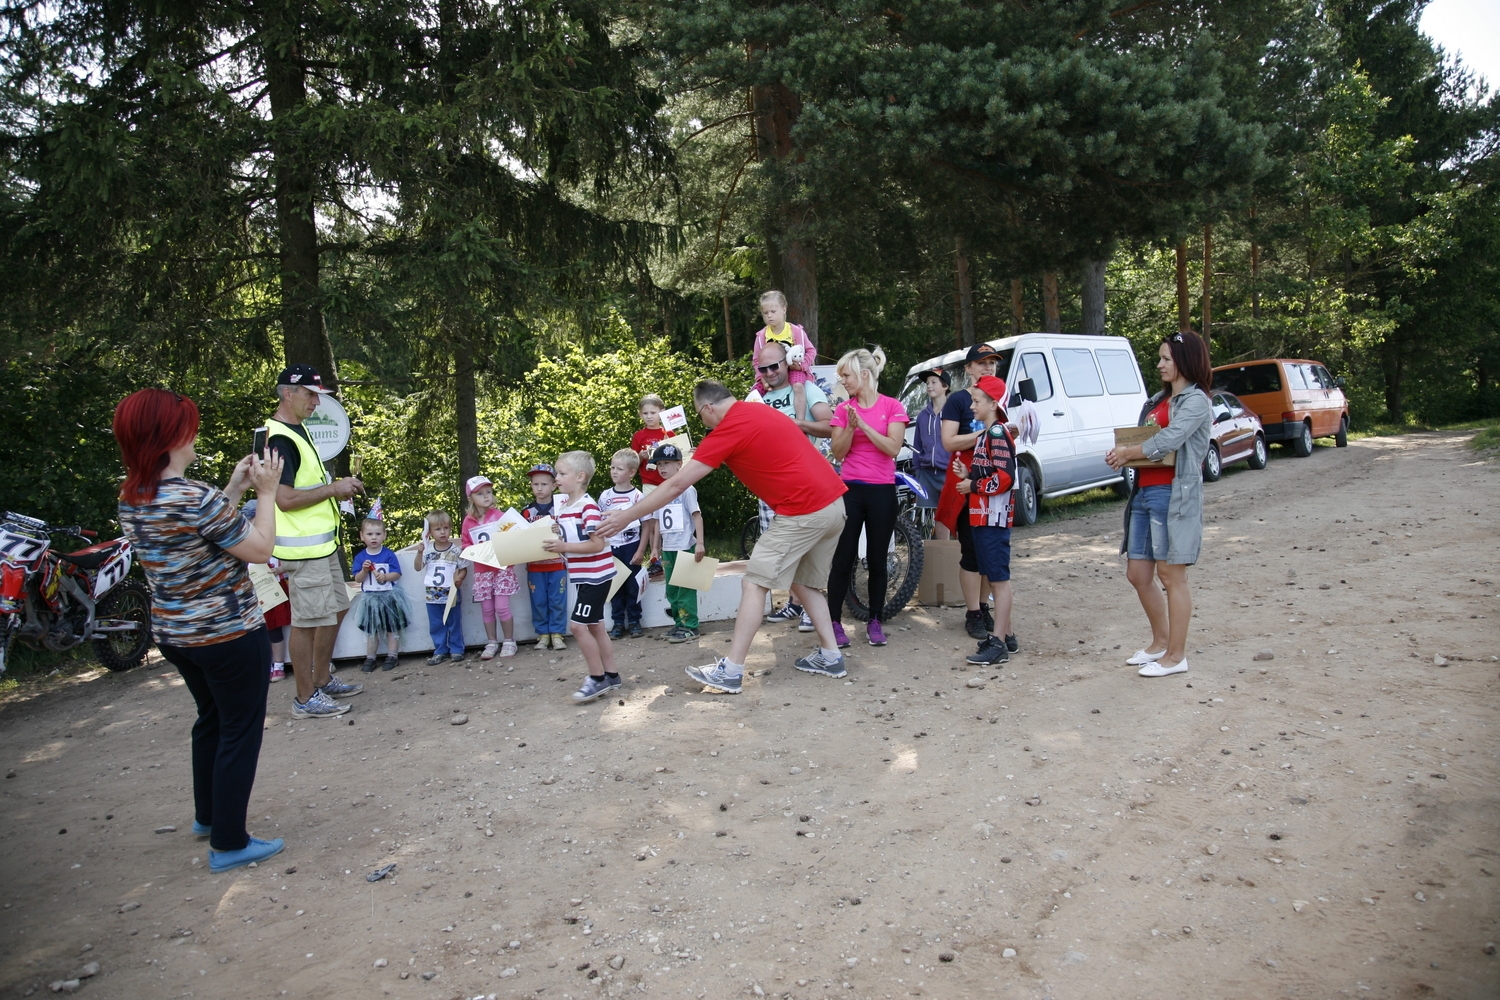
[666,626,699,644]
[794,650,847,679]
[320,674,364,698]
[684,659,742,694]
[292,689,352,719]
[572,675,612,704]
[797,612,816,633]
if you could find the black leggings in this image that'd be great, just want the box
[158,627,271,853]
[826,482,899,624]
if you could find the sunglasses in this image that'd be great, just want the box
[755,361,783,374]
[1171,333,1185,343]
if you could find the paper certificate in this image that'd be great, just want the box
[605,557,632,603]
[659,432,693,459]
[461,516,557,568]
[667,553,720,592]
[442,581,460,623]
[247,562,288,613]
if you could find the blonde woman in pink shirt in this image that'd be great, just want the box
[825,347,908,648]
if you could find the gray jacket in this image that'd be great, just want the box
[1119,386,1213,565]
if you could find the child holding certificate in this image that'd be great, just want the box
[460,475,519,661]
[413,509,470,664]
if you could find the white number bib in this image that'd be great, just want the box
[424,558,454,592]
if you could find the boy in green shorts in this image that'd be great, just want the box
[647,444,706,642]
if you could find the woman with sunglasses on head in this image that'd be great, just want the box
[113,388,288,871]
[1106,330,1215,678]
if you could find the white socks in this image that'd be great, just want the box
[722,659,745,677]
[821,647,841,661]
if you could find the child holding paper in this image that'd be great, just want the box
[630,394,671,490]
[460,475,519,660]
[647,443,706,643]
[413,509,469,665]
[521,464,569,650]
[352,516,411,672]
[542,451,621,704]
[601,449,650,639]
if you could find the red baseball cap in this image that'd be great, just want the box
[973,375,1008,409]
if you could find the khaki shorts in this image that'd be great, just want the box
[744,500,845,592]
[278,552,352,628]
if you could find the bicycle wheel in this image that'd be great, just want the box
[843,517,925,622]
[739,516,763,560]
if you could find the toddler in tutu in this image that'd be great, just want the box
[352,517,411,671]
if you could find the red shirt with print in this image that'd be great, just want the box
[1138,398,1175,488]
[631,426,671,486]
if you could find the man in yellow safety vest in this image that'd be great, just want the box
[265,364,365,719]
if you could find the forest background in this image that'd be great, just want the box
[2,0,1497,545]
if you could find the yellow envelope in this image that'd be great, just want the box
[667,553,720,592]
[461,517,557,568]
[247,562,288,612]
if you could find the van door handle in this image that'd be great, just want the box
[1052,410,1065,417]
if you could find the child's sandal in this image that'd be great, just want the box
[480,641,499,660]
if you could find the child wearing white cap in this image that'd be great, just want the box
[460,475,518,660]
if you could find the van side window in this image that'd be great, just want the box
[1019,352,1054,401]
[1311,365,1335,389]
[1052,348,1104,397]
[1095,349,1141,395]
[1214,364,1281,396]
[1285,363,1308,390]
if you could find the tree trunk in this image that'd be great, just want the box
[1010,278,1024,335]
[454,346,480,486]
[1175,241,1191,331]
[722,294,734,360]
[1249,205,1261,320]
[1041,272,1061,333]
[954,236,975,347]
[752,76,819,347]
[1080,259,1107,335]
[265,36,335,385]
[1200,224,1213,339]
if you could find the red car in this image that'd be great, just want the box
[1202,390,1268,482]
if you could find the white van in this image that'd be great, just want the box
[900,333,1151,525]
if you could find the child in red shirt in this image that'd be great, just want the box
[630,394,670,489]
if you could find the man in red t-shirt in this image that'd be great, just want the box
[597,381,848,695]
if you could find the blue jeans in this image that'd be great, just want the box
[528,568,568,635]
[610,541,643,627]
[1127,485,1172,561]
[426,601,464,656]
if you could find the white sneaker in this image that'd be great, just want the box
[1138,659,1189,677]
[1127,648,1168,665]
[480,641,499,660]
[499,640,517,658]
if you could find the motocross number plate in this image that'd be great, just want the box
[92,548,132,599]
[0,527,48,568]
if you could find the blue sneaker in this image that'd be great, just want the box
[684,659,742,695]
[191,821,211,838]
[572,675,612,704]
[794,650,847,679]
[291,689,351,719]
[209,836,285,873]
[320,674,363,698]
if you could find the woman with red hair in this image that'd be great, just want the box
[113,388,287,872]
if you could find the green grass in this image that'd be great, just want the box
[1349,417,1500,441]
[1470,422,1500,452]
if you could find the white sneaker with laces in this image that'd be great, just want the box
[1138,658,1189,677]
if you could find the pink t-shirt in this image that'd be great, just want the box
[831,394,909,485]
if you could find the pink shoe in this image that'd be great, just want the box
[831,622,850,649]
[269,662,285,683]
[866,620,887,646]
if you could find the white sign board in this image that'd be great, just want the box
[661,405,689,431]
[304,394,351,461]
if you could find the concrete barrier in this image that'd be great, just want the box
[331,548,752,661]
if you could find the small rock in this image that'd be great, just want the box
[1000,856,1012,864]
[73,963,98,979]
[1484,942,1497,955]
[1205,843,1219,855]
[450,713,469,725]
[1002,948,1017,959]
[1253,650,1274,661]
[153,825,176,834]
[399,971,409,979]
[499,968,517,978]
[789,766,803,775]
[1318,583,1331,590]
[1292,900,1308,913]
[965,676,985,689]
[609,955,625,970]
[373,958,387,968]
[1024,797,1041,807]
[1433,654,1448,667]
[48,982,80,994]
[420,971,435,981]
[541,776,556,785]
[938,952,954,963]
[117,901,140,913]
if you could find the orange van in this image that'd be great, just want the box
[1210,359,1349,457]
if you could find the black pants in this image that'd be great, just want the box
[826,482,899,624]
[158,627,271,852]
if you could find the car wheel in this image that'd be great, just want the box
[1291,420,1314,457]
[1013,463,1040,526]
[1246,433,1268,470]
[1335,415,1349,447]
[1201,443,1222,482]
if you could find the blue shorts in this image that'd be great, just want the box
[1127,485,1172,561]
[973,525,1011,582]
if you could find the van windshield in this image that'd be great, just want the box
[1214,363,1282,396]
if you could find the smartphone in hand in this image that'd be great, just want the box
[253,426,268,456]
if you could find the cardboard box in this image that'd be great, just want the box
[1113,425,1175,469]
[918,540,964,607]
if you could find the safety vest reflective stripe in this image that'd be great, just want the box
[266,417,339,561]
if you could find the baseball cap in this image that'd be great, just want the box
[276,363,333,393]
[973,375,1009,408]
[916,368,950,387]
[526,463,556,479]
[652,443,684,464]
[965,344,1003,364]
[465,475,493,496]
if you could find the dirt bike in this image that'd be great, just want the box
[0,511,153,677]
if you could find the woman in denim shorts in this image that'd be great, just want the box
[1107,331,1214,679]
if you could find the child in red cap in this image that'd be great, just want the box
[954,375,1018,665]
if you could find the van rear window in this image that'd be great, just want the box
[1214,364,1281,396]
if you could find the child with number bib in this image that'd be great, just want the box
[352,517,411,672]
[647,443,706,643]
[541,451,620,704]
[413,509,469,665]
[460,475,519,661]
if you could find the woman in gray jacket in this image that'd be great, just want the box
[1106,331,1214,678]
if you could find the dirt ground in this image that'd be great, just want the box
[1,430,1497,1000]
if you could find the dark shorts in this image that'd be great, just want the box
[956,514,978,573]
[973,525,1011,582]
[570,581,611,626]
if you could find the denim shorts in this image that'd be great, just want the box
[1127,485,1172,561]
[973,525,1011,582]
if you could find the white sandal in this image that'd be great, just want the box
[480,641,499,660]
[1127,648,1168,665]
[499,640,517,658]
